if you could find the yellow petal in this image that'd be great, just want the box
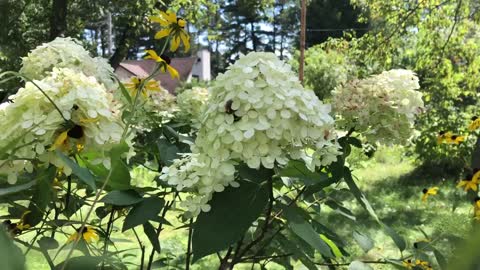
[154,29,171,39]
[149,16,166,26]
[50,131,69,151]
[170,36,180,52]
[473,171,480,183]
[163,11,177,24]
[67,232,79,243]
[180,32,190,52]
[167,65,179,79]
[144,50,160,61]
[428,187,439,195]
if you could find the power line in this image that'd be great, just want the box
[306,27,370,32]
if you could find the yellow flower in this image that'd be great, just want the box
[123,77,162,98]
[50,125,85,152]
[473,197,480,221]
[402,259,414,269]
[447,134,465,144]
[150,10,190,52]
[16,211,31,231]
[415,259,432,269]
[67,226,99,244]
[421,187,439,202]
[457,170,480,192]
[144,50,179,79]
[469,116,480,131]
[437,131,465,144]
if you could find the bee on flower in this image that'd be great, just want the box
[50,124,86,153]
[144,50,179,79]
[457,169,480,192]
[123,77,163,98]
[150,10,190,52]
[469,116,480,131]
[421,187,439,202]
[67,226,99,244]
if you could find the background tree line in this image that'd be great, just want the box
[0,0,366,77]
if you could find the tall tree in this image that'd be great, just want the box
[305,0,368,47]
[49,0,68,39]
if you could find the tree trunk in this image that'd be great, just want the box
[250,22,257,51]
[49,0,68,40]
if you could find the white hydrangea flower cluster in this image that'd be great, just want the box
[0,68,124,184]
[146,88,177,117]
[161,52,341,216]
[175,87,209,127]
[20,37,117,91]
[332,69,424,145]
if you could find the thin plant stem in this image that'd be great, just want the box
[146,194,177,270]
[101,209,115,269]
[186,219,194,270]
[132,228,145,270]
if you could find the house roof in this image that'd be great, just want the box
[115,57,197,93]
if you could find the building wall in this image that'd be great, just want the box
[191,49,211,81]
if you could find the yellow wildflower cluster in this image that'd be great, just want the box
[402,259,432,270]
[141,11,191,84]
[150,11,190,52]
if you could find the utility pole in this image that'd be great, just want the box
[299,0,306,85]
[106,11,113,56]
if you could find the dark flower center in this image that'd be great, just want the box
[67,125,84,139]
[422,188,428,194]
[160,54,171,65]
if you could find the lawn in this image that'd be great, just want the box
[17,146,472,269]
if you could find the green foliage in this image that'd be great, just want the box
[192,177,269,262]
[100,190,143,206]
[345,0,480,171]
[0,227,25,270]
[283,205,334,258]
[122,197,165,231]
[292,44,355,99]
